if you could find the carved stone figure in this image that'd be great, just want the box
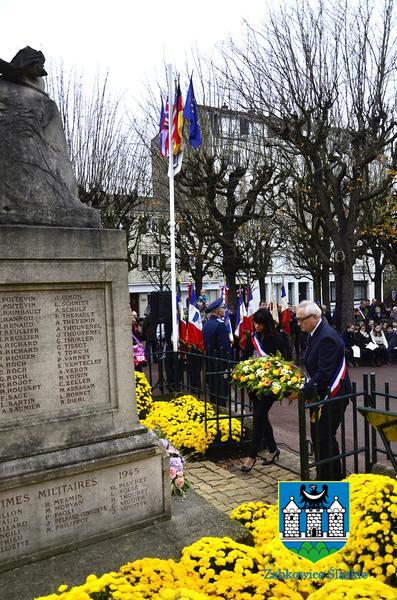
[0,47,100,227]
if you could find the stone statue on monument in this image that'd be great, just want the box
[0,47,100,228]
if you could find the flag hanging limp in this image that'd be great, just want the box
[183,77,202,149]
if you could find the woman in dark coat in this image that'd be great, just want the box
[240,308,286,472]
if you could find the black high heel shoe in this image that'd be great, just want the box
[241,458,257,472]
[261,449,280,466]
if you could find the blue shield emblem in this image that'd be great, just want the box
[279,481,349,562]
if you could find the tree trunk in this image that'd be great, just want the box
[321,266,330,307]
[223,267,238,311]
[259,277,266,302]
[313,273,321,304]
[194,274,203,298]
[334,256,354,332]
[374,267,382,301]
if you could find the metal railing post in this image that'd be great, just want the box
[298,391,309,481]
[370,373,377,465]
[363,373,371,473]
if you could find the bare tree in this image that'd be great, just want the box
[46,64,151,268]
[223,0,397,329]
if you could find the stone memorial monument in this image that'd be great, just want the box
[0,48,170,572]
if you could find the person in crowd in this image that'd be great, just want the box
[358,300,368,320]
[259,300,268,309]
[367,319,375,332]
[385,324,397,363]
[342,324,357,367]
[355,322,374,365]
[388,307,397,325]
[240,309,286,472]
[367,298,379,319]
[203,298,232,407]
[131,310,142,340]
[197,300,207,323]
[321,304,333,325]
[142,311,158,361]
[373,306,384,324]
[297,300,351,481]
[354,308,365,325]
[370,324,388,366]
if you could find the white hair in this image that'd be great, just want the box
[298,300,322,317]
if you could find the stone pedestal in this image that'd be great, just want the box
[0,226,170,572]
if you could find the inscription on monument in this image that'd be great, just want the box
[0,289,109,421]
[0,457,162,563]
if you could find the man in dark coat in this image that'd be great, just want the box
[297,300,351,481]
[203,298,232,406]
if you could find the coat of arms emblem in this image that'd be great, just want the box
[279,481,350,562]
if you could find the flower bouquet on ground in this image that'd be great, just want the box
[160,438,191,499]
[231,353,304,399]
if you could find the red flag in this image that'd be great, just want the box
[280,284,291,335]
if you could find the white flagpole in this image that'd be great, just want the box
[167,63,178,352]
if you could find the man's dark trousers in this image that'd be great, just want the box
[310,397,348,481]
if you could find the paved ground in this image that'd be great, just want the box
[187,456,296,515]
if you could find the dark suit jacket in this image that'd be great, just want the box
[304,320,351,399]
[203,316,231,357]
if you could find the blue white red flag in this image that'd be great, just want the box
[234,289,247,338]
[176,280,187,345]
[159,96,169,158]
[280,284,291,335]
[187,284,204,351]
[224,306,234,345]
[220,284,233,344]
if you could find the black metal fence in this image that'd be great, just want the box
[141,350,397,477]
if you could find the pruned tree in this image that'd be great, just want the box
[223,0,397,329]
[46,64,151,269]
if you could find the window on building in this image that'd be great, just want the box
[298,281,309,303]
[142,254,160,271]
[145,218,158,234]
[330,281,367,302]
[354,281,367,301]
[288,282,294,305]
[209,112,220,135]
[240,118,249,136]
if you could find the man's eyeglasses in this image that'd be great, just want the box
[297,314,314,323]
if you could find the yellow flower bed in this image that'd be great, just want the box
[141,395,243,455]
[306,577,397,599]
[35,474,397,599]
[229,474,397,594]
[341,473,397,584]
[135,371,153,419]
[119,557,201,597]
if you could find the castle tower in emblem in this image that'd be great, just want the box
[280,484,348,543]
[305,508,323,538]
[282,496,301,538]
[327,496,345,537]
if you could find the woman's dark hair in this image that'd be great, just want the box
[252,308,277,338]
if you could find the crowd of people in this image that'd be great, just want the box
[131,295,397,369]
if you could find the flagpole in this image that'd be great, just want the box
[167,63,178,352]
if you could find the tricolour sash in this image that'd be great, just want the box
[311,354,347,422]
[252,333,268,357]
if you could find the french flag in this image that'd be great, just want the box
[234,289,247,339]
[176,281,187,345]
[280,284,291,335]
[187,284,204,352]
[241,286,257,343]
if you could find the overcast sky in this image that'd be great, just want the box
[1,0,267,107]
